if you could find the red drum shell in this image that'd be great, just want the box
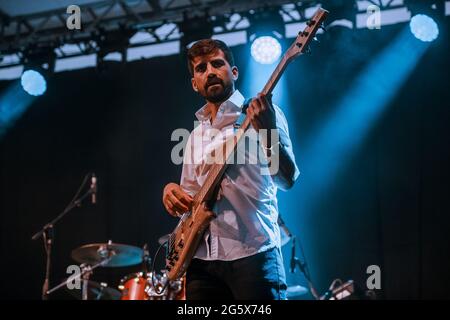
[119,273,148,300]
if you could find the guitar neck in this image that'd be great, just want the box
[263,55,289,96]
[192,56,290,207]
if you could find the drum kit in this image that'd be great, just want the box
[47,226,308,300]
[48,238,185,300]
[36,219,307,300]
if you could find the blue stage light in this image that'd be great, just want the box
[21,70,47,96]
[250,36,282,65]
[409,14,439,42]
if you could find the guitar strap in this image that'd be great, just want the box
[233,98,251,130]
[204,98,252,207]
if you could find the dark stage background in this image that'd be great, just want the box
[0,22,449,299]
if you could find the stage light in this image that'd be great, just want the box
[246,7,285,65]
[250,35,282,65]
[20,46,55,96]
[405,1,444,42]
[21,70,47,96]
[409,14,439,42]
[95,27,136,71]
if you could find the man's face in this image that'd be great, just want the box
[190,49,238,103]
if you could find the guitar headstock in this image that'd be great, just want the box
[285,8,329,62]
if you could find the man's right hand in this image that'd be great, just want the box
[162,183,194,217]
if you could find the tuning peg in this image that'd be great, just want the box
[313,36,320,43]
[298,30,309,37]
[306,19,316,27]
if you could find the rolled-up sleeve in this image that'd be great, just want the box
[274,104,300,181]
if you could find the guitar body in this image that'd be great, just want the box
[166,203,216,281]
[165,7,328,282]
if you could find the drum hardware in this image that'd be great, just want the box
[31,172,97,300]
[151,235,171,296]
[46,255,112,299]
[290,235,320,300]
[66,280,121,300]
[142,243,151,273]
[149,235,186,300]
[47,241,143,299]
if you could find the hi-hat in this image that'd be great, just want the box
[71,242,143,267]
[66,280,121,300]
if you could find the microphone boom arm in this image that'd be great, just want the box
[31,172,97,300]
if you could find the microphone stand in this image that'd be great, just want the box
[31,173,95,300]
[290,235,320,300]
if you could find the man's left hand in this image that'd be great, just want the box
[247,93,277,132]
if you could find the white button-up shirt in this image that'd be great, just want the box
[180,90,298,261]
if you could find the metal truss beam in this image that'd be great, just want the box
[0,0,411,69]
[1,0,323,68]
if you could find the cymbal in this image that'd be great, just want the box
[71,242,143,267]
[286,285,308,298]
[66,280,121,300]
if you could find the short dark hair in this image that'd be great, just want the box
[186,39,235,76]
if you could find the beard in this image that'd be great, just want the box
[203,80,233,103]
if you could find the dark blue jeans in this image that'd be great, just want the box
[185,247,287,300]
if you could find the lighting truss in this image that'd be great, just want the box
[0,0,421,70]
[0,0,325,69]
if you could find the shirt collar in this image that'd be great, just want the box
[195,90,245,122]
